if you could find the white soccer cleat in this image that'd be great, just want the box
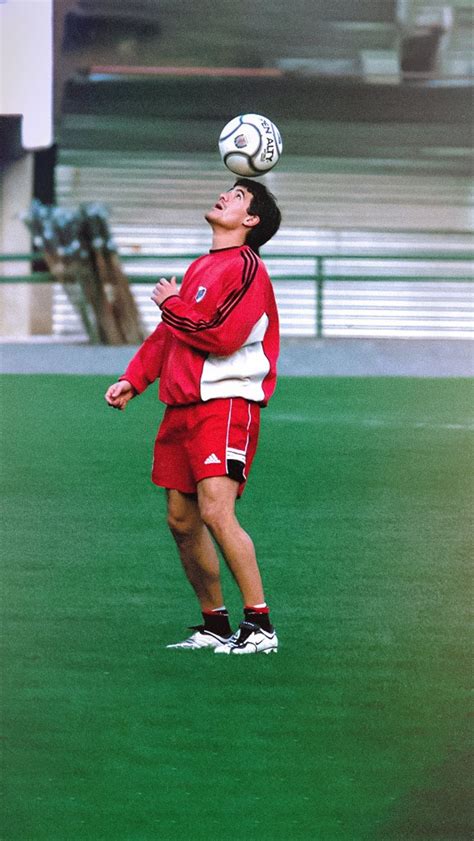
[166,625,232,650]
[214,621,278,655]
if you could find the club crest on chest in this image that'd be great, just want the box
[195,286,207,303]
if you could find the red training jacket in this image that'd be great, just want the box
[120,244,279,406]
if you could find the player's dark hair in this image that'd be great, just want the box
[233,178,281,255]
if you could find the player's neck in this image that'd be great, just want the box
[210,229,247,251]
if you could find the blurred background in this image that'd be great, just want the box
[0,0,473,353]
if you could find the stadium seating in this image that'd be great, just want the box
[52,150,473,340]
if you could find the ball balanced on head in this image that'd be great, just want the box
[219,113,283,177]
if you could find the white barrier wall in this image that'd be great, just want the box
[0,0,53,150]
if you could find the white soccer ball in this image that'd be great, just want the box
[218,113,283,177]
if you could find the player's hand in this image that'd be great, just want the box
[151,276,178,307]
[104,380,135,411]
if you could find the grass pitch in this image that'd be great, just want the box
[1,375,472,841]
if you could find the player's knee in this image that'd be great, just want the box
[199,499,228,534]
[167,509,197,540]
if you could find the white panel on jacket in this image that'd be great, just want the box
[200,313,270,403]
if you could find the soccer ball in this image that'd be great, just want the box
[218,113,283,177]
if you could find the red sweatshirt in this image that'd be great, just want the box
[120,244,279,407]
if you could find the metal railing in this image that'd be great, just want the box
[1,250,473,339]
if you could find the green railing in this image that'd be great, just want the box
[2,250,473,339]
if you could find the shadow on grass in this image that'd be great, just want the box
[376,749,473,841]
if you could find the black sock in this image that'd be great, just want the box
[202,609,232,637]
[244,608,273,632]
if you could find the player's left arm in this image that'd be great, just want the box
[152,261,265,356]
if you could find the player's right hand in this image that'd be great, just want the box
[104,380,135,411]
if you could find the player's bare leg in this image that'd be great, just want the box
[166,489,233,649]
[197,477,278,654]
[196,476,265,606]
[166,489,224,611]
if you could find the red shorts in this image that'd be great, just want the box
[152,397,260,497]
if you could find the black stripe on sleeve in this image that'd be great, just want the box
[161,247,259,334]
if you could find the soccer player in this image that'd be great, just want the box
[105,178,281,654]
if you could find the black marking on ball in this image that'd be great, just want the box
[219,115,245,143]
[223,151,259,176]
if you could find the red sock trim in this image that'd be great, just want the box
[202,608,228,616]
[244,605,270,614]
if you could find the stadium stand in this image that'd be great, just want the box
[53,150,473,340]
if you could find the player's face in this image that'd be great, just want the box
[205,186,259,231]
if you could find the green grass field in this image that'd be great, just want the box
[1,375,472,841]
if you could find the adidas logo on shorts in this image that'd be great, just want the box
[204,453,221,465]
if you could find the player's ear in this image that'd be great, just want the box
[243,213,260,229]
